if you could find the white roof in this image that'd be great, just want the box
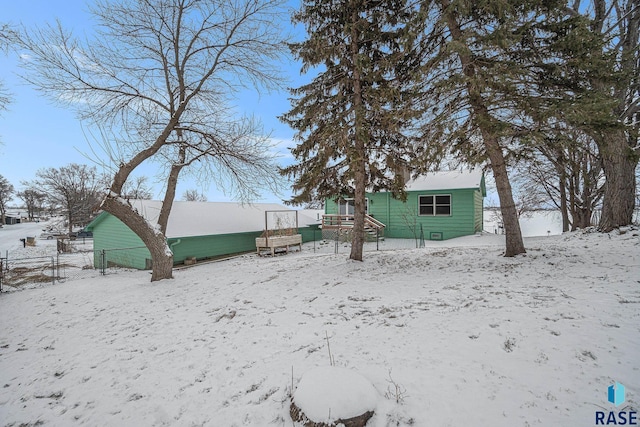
[404,170,484,192]
[297,209,324,225]
[129,200,305,238]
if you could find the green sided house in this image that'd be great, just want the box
[86,201,321,270]
[323,170,486,241]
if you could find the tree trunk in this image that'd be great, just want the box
[597,130,638,231]
[158,145,186,235]
[349,7,366,262]
[102,195,174,281]
[556,161,570,232]
[484,134,527,256]
[66,208,74,234]
[101,111,186,282]
[591,0,639,232]
[440,0,525,256]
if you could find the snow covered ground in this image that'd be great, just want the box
[0,224,638,426]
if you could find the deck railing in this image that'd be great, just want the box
[321,214,386,237]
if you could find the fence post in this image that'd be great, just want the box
[101,249,106,276]
[51,256,55,286]
[0,253,6,292]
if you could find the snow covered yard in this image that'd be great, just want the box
[0,229,638,426]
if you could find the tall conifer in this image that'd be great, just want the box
[281,0,424,261]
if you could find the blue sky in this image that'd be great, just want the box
[0,0,303,204]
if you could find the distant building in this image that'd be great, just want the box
[4,213,23,225]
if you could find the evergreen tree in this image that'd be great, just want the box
[281,0,425,261]
[500,0,637,231]
[412,0,628,254]
[413,0,566,256]
[586,0,639,231]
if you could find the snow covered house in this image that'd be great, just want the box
[86,201,320,270]
[323,170,486,241]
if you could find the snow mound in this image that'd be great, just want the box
[292,366,378,424]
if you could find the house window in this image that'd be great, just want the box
[339,198,368,216]
[419,195,451,216]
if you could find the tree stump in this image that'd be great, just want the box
[290,401,374,427]
[290,366,377,427]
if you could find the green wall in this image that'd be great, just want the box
[89,213,151,270]
[326,187,484,240]
[88,212,321,270]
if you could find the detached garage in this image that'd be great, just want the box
[86,200,320,270]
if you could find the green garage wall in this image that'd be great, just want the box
[88,212,320,270]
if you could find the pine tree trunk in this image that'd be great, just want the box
[597,131,638,232]
[591,0,639,231]
[440,0,525,256]
[556,164,570,232]
[349,6,366,262]
[484,134,527,256]
[102,195,174,281]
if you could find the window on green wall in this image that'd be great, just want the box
[418,195,451,216]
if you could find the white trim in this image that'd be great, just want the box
[338,198,369,216]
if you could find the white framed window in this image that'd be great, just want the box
[418,194,451,216]
[339,198,368,215]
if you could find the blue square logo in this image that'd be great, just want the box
[608,382,625,407]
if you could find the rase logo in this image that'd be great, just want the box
[596,382,637,425]
[609,382,627,407]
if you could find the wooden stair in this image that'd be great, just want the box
[321,214,385,240]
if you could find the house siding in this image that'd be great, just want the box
[91,214,150,270]
[473,189,484,232]
[326,187,482,241]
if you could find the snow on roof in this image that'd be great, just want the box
[128,200,302,238]
[404,169,484,192]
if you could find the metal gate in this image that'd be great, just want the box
[0,256,55,291]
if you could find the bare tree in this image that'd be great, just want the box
[510,172,549,219]
[182,189,207,202]
[33,164,104,232]
[16,0,288,280]
[0,24,14,128]
[16,186,47,221]
[121,176,154,200]
[527,131,605,231]
[0,175,14,225]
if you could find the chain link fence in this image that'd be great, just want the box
[309,236,422,255]
[0,237,427,291]
[0,256,56,291]
[94,247,149,274]
[0,244,148,292]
